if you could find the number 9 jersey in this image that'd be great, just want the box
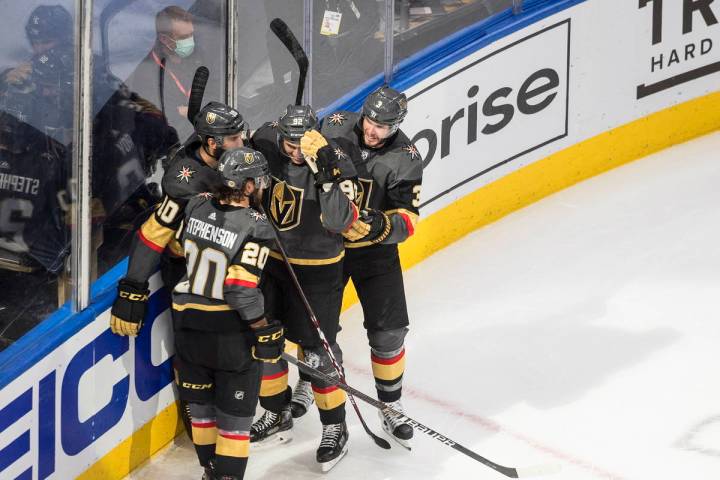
[172,194,276,332]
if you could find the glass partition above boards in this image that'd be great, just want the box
[394,0,514,64]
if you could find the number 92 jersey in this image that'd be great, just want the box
[172,194,276,332]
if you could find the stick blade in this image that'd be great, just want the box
[187,65,209,123]
[269,18,308,70]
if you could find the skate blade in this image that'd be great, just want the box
[250,430,293,451]
[319,444,348,473]
[381,419,412,451]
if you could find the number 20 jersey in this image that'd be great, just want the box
[172,195,275,332]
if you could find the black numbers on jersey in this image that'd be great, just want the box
[157,196,181,225]
[241,242,270,269]
[0,198,33,253]
[184,239,228,300]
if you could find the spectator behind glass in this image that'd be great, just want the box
[1,5,74,91]
[124,5,220,141]
[312,0,382,107]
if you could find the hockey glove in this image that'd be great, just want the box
[251,319,285,363]
[343,208,392,243]
[301,130,357,187]
[110,279,150,336]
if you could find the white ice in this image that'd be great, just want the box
[127,131,720,480]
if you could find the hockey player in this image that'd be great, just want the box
[108,101,246,442]
[248,104,360,471]
[109,100,247,336]
[172,146,280,480]
[320,86,422,449]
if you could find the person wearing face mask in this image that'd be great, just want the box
[125,5,218,140]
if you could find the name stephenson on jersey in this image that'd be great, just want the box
[321,111,423,248]
[172,195,275,330]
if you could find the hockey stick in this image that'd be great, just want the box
[284,353,560,479]
[187,65,209,123]
[269,18,308,106]
[257,205,391,451]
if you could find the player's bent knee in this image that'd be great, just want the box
[367,327,408,353]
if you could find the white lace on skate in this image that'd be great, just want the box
[291,380,314,410]
[252,410,278,433]
[380,400,413,449]
[250,410,293,449]
[319,423,343,449]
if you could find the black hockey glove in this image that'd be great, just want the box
[110,279,150,336]
[251,319,285,363]
[343,208,392,243]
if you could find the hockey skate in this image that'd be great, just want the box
[290,379,314,419]
[316,421,349,472]
[200,459,215,480]
[249,406,293,448]
[379,400,413,449]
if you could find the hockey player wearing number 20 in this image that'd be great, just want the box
[109,101,247,336]
[172,147,279,480]
[109,101,247,443]
[321,86,423,449]
[248,105,361,471]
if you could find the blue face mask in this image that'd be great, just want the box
[174,36,195,58]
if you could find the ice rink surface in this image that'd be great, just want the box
[129,131,720,480]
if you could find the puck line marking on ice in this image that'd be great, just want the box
[343,363,627,480]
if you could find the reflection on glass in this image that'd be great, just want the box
[233,1,301,125]
[119,3,226,141]
[311,0,385,109]
[0,3,76,349]
[394,0,514,63]
[93,1,228,278]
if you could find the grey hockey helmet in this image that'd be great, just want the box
[193,102,247,141]
[25,5,73,44]
[277,104,318,142]
[361,86,408,136]
[217,147,270,190]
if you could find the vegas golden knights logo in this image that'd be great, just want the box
[270,181,304,230]
[355,178,374,210]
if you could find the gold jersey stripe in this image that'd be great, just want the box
[386,208,420,228]
[140,216,176,247]
[227,265,259,284]
[268,250,344,265]
[172,302,233,312]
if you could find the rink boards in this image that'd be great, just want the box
[1,0,719,478]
